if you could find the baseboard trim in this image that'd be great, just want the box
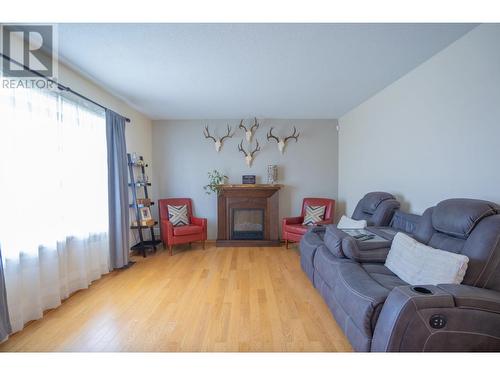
[216,240,281,247]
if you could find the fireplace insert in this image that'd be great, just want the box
[231,208,264,240]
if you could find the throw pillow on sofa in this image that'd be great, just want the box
[303,205,326,225]
[385,232,469,285]
[167,204,189,226]
[337,215,367,229]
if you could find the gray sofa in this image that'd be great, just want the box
[300,198,500,352]
[300,191,401,280]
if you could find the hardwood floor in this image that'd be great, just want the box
[0,244,352,352]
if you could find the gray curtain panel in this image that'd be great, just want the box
[106,110,130,269]
[0,246,12,342]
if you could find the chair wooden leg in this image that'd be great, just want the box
[202,241,205,250]
[169,245,173,256]
[285,239,289,249]
[189,242,192,248]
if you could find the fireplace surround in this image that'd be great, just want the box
[216,184,281,247]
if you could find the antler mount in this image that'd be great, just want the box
[203,124,233,152]
[266,126,300,154]
[238,139,260,167]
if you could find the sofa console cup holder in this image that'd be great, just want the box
[412,286,433,295]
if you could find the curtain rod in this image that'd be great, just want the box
[0,53,131,123]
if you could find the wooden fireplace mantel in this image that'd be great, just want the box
[217,184,283,190]
[216,184,282,247]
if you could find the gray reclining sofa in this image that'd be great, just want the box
[300,197,500,352]
[300,191,402,280]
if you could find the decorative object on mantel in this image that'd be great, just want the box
[203,169,228,195]
[266,126,300,154]
[267,165,278,185]
[242,175,256,184]
[204,124,232,152]
[238,139,260,167]
[239,117,259,142]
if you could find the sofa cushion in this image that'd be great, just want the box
[285,224,309,235]
[361,264,408,290]
[386,233,469,285]
[313,246,354,289]
[389,211,421,235]
[432,198,498,239]
[333,262,396,337]
[173,224,203,236]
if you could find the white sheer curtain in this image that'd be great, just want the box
[0,85,110,333]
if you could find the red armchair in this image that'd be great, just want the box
[282,197,335,248]
[158,198,207,256]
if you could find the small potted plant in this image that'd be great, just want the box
[203,169,228,195]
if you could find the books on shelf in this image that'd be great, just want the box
[131,219,155,227]
[137,198,151,206]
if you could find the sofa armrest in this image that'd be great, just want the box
[283,216,303,225]
[191,216,207,227]
[191,216,207,240]
[323,225,391,262]
[372,284,500,352]
[161,219,174,237]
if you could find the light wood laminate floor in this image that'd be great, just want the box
[0,244,352,352]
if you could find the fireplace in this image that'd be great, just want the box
[216,184,281,246]
[232,208,264,240]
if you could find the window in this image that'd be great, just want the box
[0,84,110,333]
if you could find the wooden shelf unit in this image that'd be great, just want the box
[127,153,161,257]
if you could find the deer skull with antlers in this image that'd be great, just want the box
[204,124,232,152]
[239,117,260,143]
[267,126,300,154]
[238,139,260,167]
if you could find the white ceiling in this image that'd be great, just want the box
[57,23,476,120]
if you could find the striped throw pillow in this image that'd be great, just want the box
[168,204,189,226]
[303,205,326,225]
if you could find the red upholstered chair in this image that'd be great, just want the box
[282,198,335,248]
[158,198,207,256]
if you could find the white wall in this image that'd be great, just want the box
[338,24,500,216]
[152,119,338,239]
